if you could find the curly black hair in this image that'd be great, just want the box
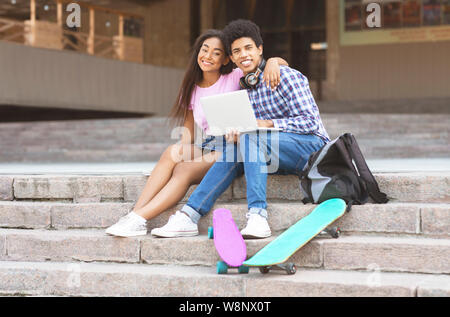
[222,19,263,55]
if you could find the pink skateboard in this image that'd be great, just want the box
[208,208,249,274]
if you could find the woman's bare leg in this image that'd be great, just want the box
[134,151,219,220]
[133,143,203,211]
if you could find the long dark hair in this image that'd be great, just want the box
[169,29,233,126]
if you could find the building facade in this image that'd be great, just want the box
[0,0,449,117]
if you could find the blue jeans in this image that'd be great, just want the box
[181,131,326,223]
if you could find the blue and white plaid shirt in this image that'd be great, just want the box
[246,65,330,142]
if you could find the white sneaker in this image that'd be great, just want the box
[151,211,198,238]
[105,212,147,237]
[240,213,271,239]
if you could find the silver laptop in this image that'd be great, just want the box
[200,90,282,136]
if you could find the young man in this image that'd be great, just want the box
[151,19,330,238]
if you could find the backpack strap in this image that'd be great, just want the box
[346,200,353,212]
[334,137,369,204]
[298,170,307,179]
[301,198,311,204]
[342,133,389,204]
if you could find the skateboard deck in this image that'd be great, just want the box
[243,198,346,274]
[208,208,248,274]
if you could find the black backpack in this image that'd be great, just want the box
[299,133,389,211]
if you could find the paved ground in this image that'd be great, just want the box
[0,158,449,175]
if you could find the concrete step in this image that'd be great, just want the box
[353,144,450,159]
[355,137,448,148]
[0,114,448,162]
[0,144,168,163]
[1,228,449,274]
[2,159,449,175]
[0,201,448,237]
[317,98,450,114]
[1,140,447,162]
[1,114,446,138]
[1,172,448,203]
[1,138,447,162]
[0,118,173,145]
[0,127,445,145]
[0,261,449,297]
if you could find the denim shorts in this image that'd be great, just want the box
[195,136,227,153]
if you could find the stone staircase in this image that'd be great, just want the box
[0,172,449,296]
[0,114,448,162]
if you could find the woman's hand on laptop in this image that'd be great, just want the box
[225,128,240,144]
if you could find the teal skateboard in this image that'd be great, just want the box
[243,198,347,274]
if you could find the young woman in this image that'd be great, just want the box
[105,29,287,237]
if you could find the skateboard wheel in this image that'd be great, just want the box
[259,266,270,274]
[323,227,340,239]
[238,265,249,274]
[217,261,228,274]
[208,226,214,239]
[286,263,297,275]
[330,227,341,239]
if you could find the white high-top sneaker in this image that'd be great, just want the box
[240,213,272,239]
[105,212,147,237]
[151,211,199,238]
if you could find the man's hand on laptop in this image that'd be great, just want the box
[257,119,274,128]
[225,120,274,143]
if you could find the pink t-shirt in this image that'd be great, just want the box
[188,68,243,133]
